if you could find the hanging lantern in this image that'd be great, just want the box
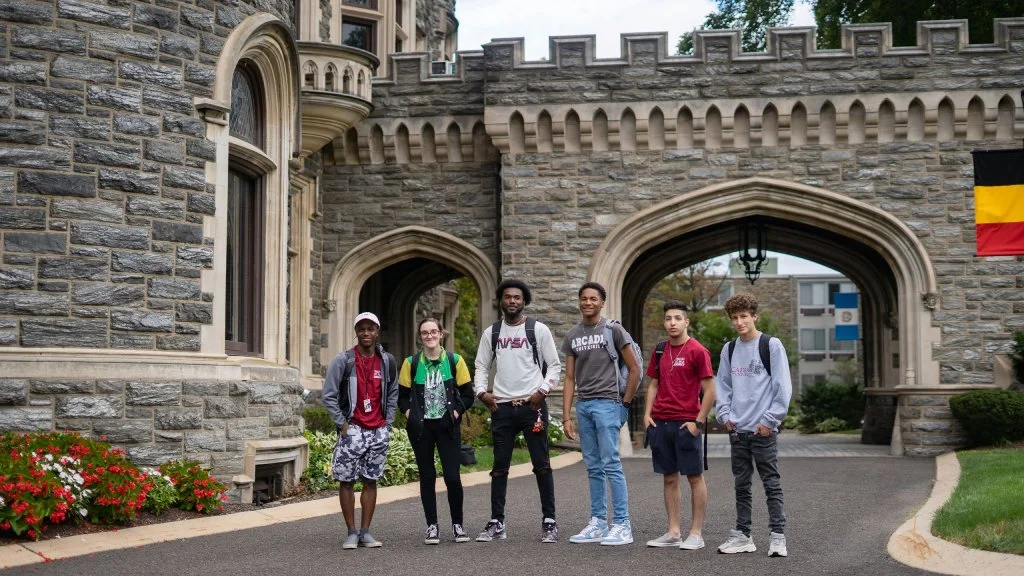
[738,219,768,284]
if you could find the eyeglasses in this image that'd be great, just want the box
[419,329,441,337]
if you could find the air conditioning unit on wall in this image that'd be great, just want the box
[431,60,455,75]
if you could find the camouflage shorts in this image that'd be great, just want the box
[332,424,390,482]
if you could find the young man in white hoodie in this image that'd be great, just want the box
[474,279,562,543]
[715,292,793,558]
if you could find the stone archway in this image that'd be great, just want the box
[324,226,499,369]
[589,177,940,453]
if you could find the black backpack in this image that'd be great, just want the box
[489,317,547,377]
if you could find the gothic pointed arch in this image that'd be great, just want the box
[325,226,499,357]
[589,177,939,408]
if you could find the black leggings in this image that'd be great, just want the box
[411,418,464,526]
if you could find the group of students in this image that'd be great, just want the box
[321,279,792,558]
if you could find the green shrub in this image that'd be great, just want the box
[381,427,419,487]
[302,430,337,493]
[815,416,848,433]
[141,468,178,515]
[158,460,227,514]
[547,418,565,444]
[781,408,800,431]
[949,389,1024,447]
[302,406,335,434]
[461,404,492,447]
[798,381,864,432]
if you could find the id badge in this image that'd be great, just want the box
[362,398,372,412]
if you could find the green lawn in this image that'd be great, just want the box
[932,448,1024,555]
[458,447,564,473]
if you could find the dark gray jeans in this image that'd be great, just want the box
[730,431,785,535]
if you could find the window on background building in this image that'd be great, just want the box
[710,282,733,308]
[227,63,266,356]
[799,282,827,307]
[800,328,826,351]
[343,0,377,8]
[343,19,375,52]
[396,0,403,24]
[395,38,403,52]
[800,373,828,389]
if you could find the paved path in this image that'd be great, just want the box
[3,436,935,576]
[629,431,895,459]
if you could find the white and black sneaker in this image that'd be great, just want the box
[453,523,470,543]
[541,518,558,543]
[424,524,440,545]
[476,519,506,542]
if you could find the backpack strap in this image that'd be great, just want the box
[409,353,420,383]
[759,333,772,378]
[653,340,667,378]
[525,317,541,368]
[447,351,458,376]
[728,338,737,365]
[603,321,620,363]
[489,320,502,365]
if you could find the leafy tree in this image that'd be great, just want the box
[677,0,796,54]
[827,356,862,386]
[642,259,729,349]
[814,0,1024,49]
[453,277,479,367]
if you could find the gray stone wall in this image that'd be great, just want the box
[899,392,964,456]
[319,160,500,285]
[0,0,294,351]
[0,366,303,490]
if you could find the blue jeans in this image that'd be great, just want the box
[576,398,629,524]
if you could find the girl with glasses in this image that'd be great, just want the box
[397,317,475,544]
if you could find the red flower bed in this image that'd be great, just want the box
[0,432,151,539]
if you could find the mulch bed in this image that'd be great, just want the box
[0,487,338,547]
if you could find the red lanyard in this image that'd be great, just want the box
[356,352,376,393]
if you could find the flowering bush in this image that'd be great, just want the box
[158,460,227,514]
[0,432,151,539]
[141,468,178,515]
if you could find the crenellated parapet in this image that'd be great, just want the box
[480,18,1024,71]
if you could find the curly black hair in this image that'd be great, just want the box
[496,279,532,305]
[578,281,606,301]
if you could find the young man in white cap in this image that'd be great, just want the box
[322,312,399,549]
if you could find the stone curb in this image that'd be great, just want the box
[887,452,1024,575]
[0,451,583,569]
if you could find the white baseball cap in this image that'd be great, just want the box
[353,312,380,328]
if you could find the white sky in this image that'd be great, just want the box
[456,0,816,59]
[456,1,830,276]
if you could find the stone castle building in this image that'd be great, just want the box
[1,1,1022,496]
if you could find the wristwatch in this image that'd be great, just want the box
[621,399,632,408]
[695,421,705,431]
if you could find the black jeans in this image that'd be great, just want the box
[489,401,556,522]
[730,431,786,535]
[411,417,464,526]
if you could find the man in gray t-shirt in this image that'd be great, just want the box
[562,282,641,546]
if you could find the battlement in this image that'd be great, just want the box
[482,18,1024,71]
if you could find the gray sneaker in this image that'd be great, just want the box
[342,532,359,549]
[679,534,705,550]
[476,520,506,542]
[646,533,682,547]
[718,529,756,554]
[358,531,382,548]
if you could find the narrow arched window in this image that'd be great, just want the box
[230,63,264,149]
[227,60,267,355]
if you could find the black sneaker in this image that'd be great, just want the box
[476,520,506,542]
[453,523,470,543]
[424,524,440,545]
[541,518,558,543]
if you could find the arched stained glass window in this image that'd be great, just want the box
[231,63,264,149]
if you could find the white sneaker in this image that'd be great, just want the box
[599,521,633,546]
[768,531,788,557]
[679,534,705,550]
[717,529,756,554]
[569,516,608,543]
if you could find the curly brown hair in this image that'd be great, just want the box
[723,292,759,317]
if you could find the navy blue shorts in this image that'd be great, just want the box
[647,420,703,477]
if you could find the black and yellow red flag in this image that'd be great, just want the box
[972,148,1024,256]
